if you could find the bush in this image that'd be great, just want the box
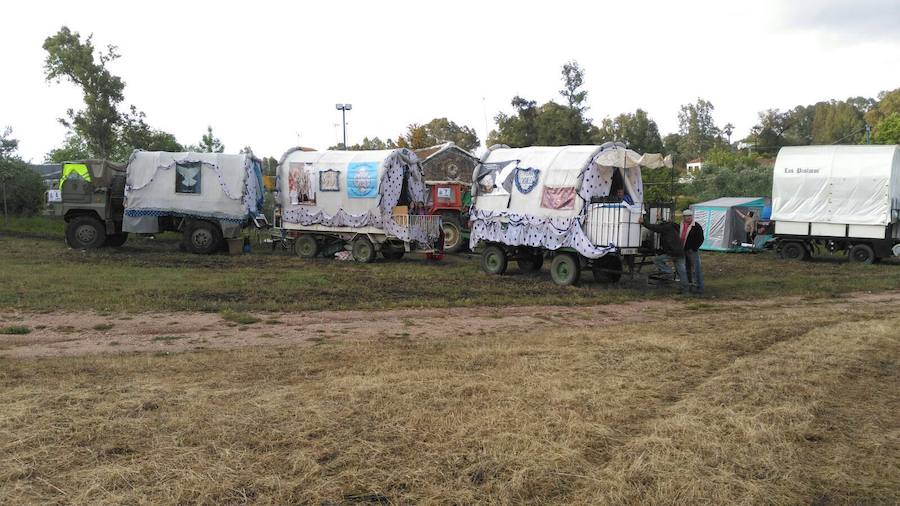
[0,160,45,215]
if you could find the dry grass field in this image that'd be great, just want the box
[1,219,899,504]
[2,292,898,504]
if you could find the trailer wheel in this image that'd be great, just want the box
[66,215,106,249]
[481,245,508,275]
[381,244,405,260]
[551,253,581,286]
[351,237,376,263]
[849,243,875,264]
[441,216,464,253]
[185,221,222,255]
[295,235,319,258]
[105,232,128,248]
[592,255,623,283]
[517,252,544,273]
[780,241,809,261]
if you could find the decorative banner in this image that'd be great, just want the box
[175,161,201,194]
[347,162,379,198]
[514,167,540,194]
[541,187,576,210]
[289,162,315,205]
[319,169,340,192]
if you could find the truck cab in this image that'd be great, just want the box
[54,160,128,249]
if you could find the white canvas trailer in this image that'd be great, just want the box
[772,145,900,263]
[470,142,671,285]
[123,151,264,254]
[275,147,442,262]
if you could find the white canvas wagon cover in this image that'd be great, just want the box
[470,143,671,258]
[277,147,428,241]
[772,145,900,226]
[124,151,263,222]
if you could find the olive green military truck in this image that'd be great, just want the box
[50,160,129,249]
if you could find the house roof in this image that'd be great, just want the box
[687,158,703,164]
[29,163,62,179]
[414,143,477,164]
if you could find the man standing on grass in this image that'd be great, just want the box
[639,214,689,293]
[680,209,705,295]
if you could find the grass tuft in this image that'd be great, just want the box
[220,310,261,325]
[0,325,30,335]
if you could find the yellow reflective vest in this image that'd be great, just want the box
[59,163,91,189]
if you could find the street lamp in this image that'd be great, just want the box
[335,103,352,150]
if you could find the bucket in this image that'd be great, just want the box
[226,238,244,255]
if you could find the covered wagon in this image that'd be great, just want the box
[470,142,670,285]
[275,148,442,262]
[122,151,264,254]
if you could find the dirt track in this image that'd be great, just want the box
[3,291,900,358]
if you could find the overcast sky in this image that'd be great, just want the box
[3,0,899,162]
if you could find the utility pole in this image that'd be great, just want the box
[335,104,352,150]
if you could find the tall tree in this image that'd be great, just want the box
[873,113,900,144]
[558,60,593,144]
[677,98,719,159]
[396,118,480,151]
[116,106,183,158]
[43,27,125,159]
[198,126,224,153]
[593,109,663,153]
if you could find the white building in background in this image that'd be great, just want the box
[686,158,703,176]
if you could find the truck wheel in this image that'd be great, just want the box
[481,245,508,275]
[592,255,623,283]
[66,216,106,249]
[849,244,875,264]
[441,215,464,253]
[351,237,376,263]
[185,221,222,255]
[105,232,128,248]
[551,253,581,286]
[517,251,544,273]
[779,241,809,261]
[295,235,319,258]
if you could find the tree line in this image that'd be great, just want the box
[2,26,899,217]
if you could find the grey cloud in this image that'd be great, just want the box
[783,0,900,42]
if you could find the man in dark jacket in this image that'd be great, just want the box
[639,215,689,293]
[680,210,705,294]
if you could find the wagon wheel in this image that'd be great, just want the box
[295,235,319,258]
[351,237,376,263]
[550,253,581,286]
[481,245,508,275]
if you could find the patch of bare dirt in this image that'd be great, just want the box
[2,291,898,359]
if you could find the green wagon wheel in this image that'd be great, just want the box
[550,253,581,286]
[295,235,319,258]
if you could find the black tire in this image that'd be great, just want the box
[66,216,106,249]
[848,243,875,264]
[550,253,581,286]
[592,255,623,283]
[517,251,544,273]
[780,241,809,261]
[441,215,464,253]
[481,245,508,275]
[351,237,376,263]
[184,221,223,255]
[105,232,128,248]
[295,235,319,258]
[381,245,405,260]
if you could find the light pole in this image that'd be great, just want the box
[335,103,352,149]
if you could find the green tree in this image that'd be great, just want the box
[593,109,663,153]
[395,118,480,151]
[677,98,720,159]
[43,27,124,159]
[0,128,45,220]
[196,126,224,153]
[116,106,183,158]
[865,88,900,128]
[46,133,90,162]
[330,136,397,151]
[810,100,865,144]
[685,147,771,200]
[873,113,900,144]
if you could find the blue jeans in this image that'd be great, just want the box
[685,249,704,293]
[654,254,689,292]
